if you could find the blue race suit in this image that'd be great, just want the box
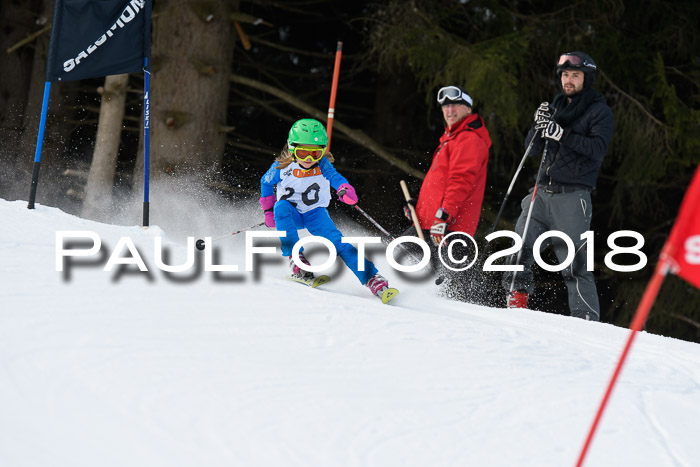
[261,158,378,284]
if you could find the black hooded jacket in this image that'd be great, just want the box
[525,88,614,189]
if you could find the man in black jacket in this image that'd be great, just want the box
[502,51,614,321]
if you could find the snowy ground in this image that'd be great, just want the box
[1,197,699,467]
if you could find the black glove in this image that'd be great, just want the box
[533,101,551,125]
[430,220,448,247]
[541,120,563,141]
[430,208,452,247]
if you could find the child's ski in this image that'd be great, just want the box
[379,287,399,304]
[286,275,398,305]
[286,274,331,288]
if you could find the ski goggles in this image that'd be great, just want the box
[436,86,473,106]
[557,53,596,69]
[291,145,326,162]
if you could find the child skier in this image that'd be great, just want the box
[259,118,398,303]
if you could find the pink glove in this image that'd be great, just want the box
[259,195,276,228]
[264,211,275,228]
[337,183,358,205]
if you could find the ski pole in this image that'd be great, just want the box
[508,139,551,294]
[335,186,391,237]
[340,190,425,266]
[353,203,427,266]
[352,203,393,238]
[195,221,266,251]
[399,180,426,241]
[399,180,454,284]
[488,130,541,234]
[477,130,542,266]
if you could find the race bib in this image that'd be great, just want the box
[277,162,331,213]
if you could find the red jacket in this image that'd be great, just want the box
[416,113,491,236]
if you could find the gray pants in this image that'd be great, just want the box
[502,187,600,321]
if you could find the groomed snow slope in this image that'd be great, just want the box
[1,198,699,467]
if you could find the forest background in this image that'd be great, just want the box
[1,0,699,342]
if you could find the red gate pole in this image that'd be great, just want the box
[326,41,343,151]
[575,258,671,466]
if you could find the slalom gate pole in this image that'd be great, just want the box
[324,41,422,267]
[323,46,410,246]
[488,131,540,234]
[575,259,670,467]
[142,63,151,226]
[195,221,266,250]
[27,81,52,209]
[507,139,550,294]
[323,43,391,240]
[326,41,343,151]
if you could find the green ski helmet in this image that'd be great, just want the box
[287,118,328,148]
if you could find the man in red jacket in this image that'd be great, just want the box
[405,85,491,302]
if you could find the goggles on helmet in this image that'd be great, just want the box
[291,145,326,163]
[436,86,473,106]
[557,53,596,70]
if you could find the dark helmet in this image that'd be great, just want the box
[556,51,597,89]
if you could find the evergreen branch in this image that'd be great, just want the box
[231,88,358,147]
[665,66,700,91]
[248,36,353,60]
[225,139,278,156]
[231,88,295,123]
[236,59,330,80]
[668,312,700,330]
[236,49,290,91]
[229,73,426,180]
[6,24,51,54]
[243,0,325,17]
[229,12,273,27]
[411,5,469,50]
[227,134,357,168]
[501,2,583,22]
[598,69,665,127]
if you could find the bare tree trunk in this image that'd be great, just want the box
[82,74,130,220]
[143,0,234,178]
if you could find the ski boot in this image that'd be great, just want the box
[366,273,399,304]
[289,251,314,281]
[507,290,528,309]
